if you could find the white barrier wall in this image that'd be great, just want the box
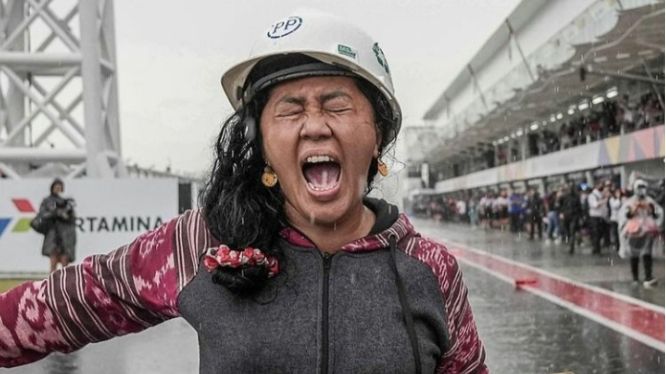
[0,179,178,274]
[435,125,665,193]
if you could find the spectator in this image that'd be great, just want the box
[588,114,601,141]
[480,192,495,229]
[35,178,77,273]
[579,184,591,248]
[528,133,539,156]
[559,184,584,254]
[609,187,624,252]
[468,196,480,227]
[560,123,572,149]
[619,179,664,288]
[546,189,562,242]
[493,190,510,231]
[508,190,525,233]
[456,198,467,223]
[526,189,544,240]
[601,101,618,136]
[588,182,610,255]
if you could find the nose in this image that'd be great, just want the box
[299,111,332,141]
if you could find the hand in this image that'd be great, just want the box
[630,202,644,213]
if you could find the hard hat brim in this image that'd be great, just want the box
[221,51,402,128]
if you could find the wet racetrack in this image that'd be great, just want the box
[2,218,664,374]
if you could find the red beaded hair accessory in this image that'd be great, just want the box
[203,244,279,277]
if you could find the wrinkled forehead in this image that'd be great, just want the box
[266,75,363,103]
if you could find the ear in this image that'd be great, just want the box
[374,123,382,159]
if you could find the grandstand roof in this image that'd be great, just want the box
[420,0,664,164]
[422,0,548,121]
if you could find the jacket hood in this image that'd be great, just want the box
[278,198,416,253]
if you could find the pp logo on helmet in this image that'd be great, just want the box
[267,16,303,39]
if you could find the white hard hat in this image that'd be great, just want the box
[221,9,401,129]
[634,179,648,190]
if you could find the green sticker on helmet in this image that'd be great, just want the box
[337,44,357,59]
[372,43,390,74]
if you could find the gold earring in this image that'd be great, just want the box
[377,160,389,177]
[261,165,278,187]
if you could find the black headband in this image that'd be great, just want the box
[240,54,356,103]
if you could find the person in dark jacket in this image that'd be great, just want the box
[559,184,584,254]
[38,178,77,273]
[526,188,544,240]
[0,11,487,373]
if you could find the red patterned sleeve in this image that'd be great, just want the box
[0,212,196,368]
[406,237,488,374]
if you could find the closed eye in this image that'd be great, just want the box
[277,110,303,118]
[326,107,351,114]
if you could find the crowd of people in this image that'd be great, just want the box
[413,178,665,288]
[495,92,664,165]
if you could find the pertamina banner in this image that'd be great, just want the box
[0,179,178,274]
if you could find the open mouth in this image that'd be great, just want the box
[302,155,341,193]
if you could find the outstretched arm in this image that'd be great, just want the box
[0,214,184,368]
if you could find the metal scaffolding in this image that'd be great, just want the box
[0,0,125,178]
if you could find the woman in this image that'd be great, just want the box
[0,11,487,373]
[618,179,664,288]
[36,178,77,273]
[608,186,623,252]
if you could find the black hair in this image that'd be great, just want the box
[50,178,64,195]
[200,59,399,296]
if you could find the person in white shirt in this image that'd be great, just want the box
[456,199,467,223]
[608,187,623,252]
[478,194,488,228]
[587,182,610,255]
[493,190,510,231]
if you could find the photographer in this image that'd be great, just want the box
[35,178,77,273]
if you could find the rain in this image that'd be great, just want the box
[0,0,664,373]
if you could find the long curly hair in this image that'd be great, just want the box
[200,73,398,295]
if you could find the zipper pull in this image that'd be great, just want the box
[322,252,332,269]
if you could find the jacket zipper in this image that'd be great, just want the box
[321,252,332,374]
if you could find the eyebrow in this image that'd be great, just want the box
[276,96,306,106]
[320,90,352,104]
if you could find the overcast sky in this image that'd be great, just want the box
[113,0,522,175]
